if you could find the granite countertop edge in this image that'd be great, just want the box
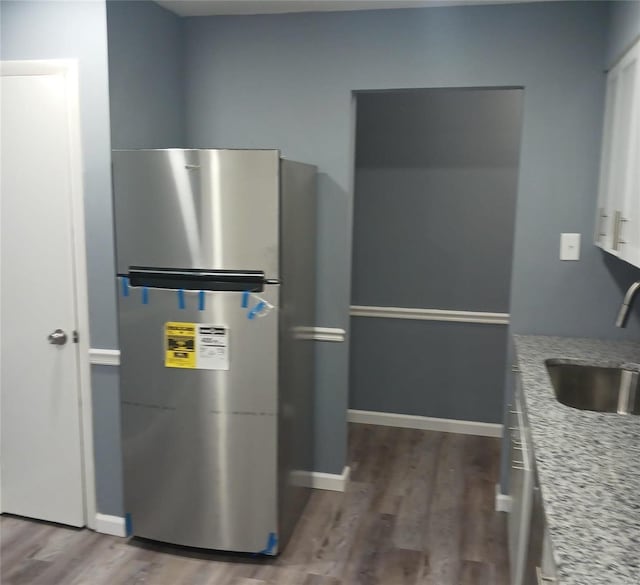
[513,334,640,585]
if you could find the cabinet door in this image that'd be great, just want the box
[508,404,526,585]
[596,38,640,267]
[620,41,640,266]
[508,376,534,585]
[595,72,619,249]
[523,478,544,585]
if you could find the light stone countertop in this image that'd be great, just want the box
[513,335,640,585]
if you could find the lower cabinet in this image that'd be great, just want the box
[508,369,558,585]
[508,374,534,585]
[526,474,558,584]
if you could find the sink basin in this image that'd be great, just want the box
[545,360,639,415]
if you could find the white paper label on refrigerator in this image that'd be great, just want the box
[196,325,229,370]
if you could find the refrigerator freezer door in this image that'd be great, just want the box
[118,284,279,552]
[112,149,280,279]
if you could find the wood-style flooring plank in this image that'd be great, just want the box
[30,524,86,562]
[372,428,415,516]
[349,424,395,485]
[463,436,511,585]
[275,489,343,570]
[461,435,495,563]
[1,558,50,585]
[342,512,395,585]
[301,574,342,585]
[0,515,32,551]
[29,530,104,585]
[138,554,208,585]
[0,424,510,585]
[376,547,424,585]
[392,431,442,551]
[301,480,374,578]
[459,559,492,585]
[68,537,146,585]
[489,513,511,585]
[422,433,466,585]
[0,521,58,582]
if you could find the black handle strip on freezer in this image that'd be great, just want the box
[125,266,274,292]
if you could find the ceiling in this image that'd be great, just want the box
[156,0,553,18]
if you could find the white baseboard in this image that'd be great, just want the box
[495,484,512,513]
[309,466,351,491]
[94,513,127,537]
[347,409,503,438]
[290,466,350,492]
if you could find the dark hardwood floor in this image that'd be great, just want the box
[0,424,509,585]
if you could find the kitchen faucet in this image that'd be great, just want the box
[616,281,640,327]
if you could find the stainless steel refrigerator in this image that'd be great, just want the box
[112,149,316,554]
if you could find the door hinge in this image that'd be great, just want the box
[72,330,79,343]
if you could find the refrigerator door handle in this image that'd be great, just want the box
[126,266,269,292]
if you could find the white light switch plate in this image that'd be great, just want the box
[560,233,581,261]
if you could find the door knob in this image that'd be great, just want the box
[48,329,68,345]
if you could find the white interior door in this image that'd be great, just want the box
[1,62,89,526]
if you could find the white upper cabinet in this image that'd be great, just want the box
[595,37,640,268]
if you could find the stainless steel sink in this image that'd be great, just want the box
[545,360,640,415]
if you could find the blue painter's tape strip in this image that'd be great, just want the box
[125,512,133,537]
[257,532,278,555]
[121,277,130,297]
[178,289,185,310]
[142,286,149,305]
[198,290,205,311]
[247,300,266,320]
[242,290,250,309]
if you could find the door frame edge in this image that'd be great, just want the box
[65,59,97,531]
[1,59,97,528]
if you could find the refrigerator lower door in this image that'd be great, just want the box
[118,284,279,553]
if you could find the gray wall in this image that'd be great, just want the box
[352,89,522,313]
[0,0,123,515]
[607,0,640,66]
[352,167,520,311]
[107,0,186,149]
[355,88,524,169]
[184,1,640,474]
[350,89,522,421]
[351,319,510,422]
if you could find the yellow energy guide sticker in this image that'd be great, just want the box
[165,322,196,368]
